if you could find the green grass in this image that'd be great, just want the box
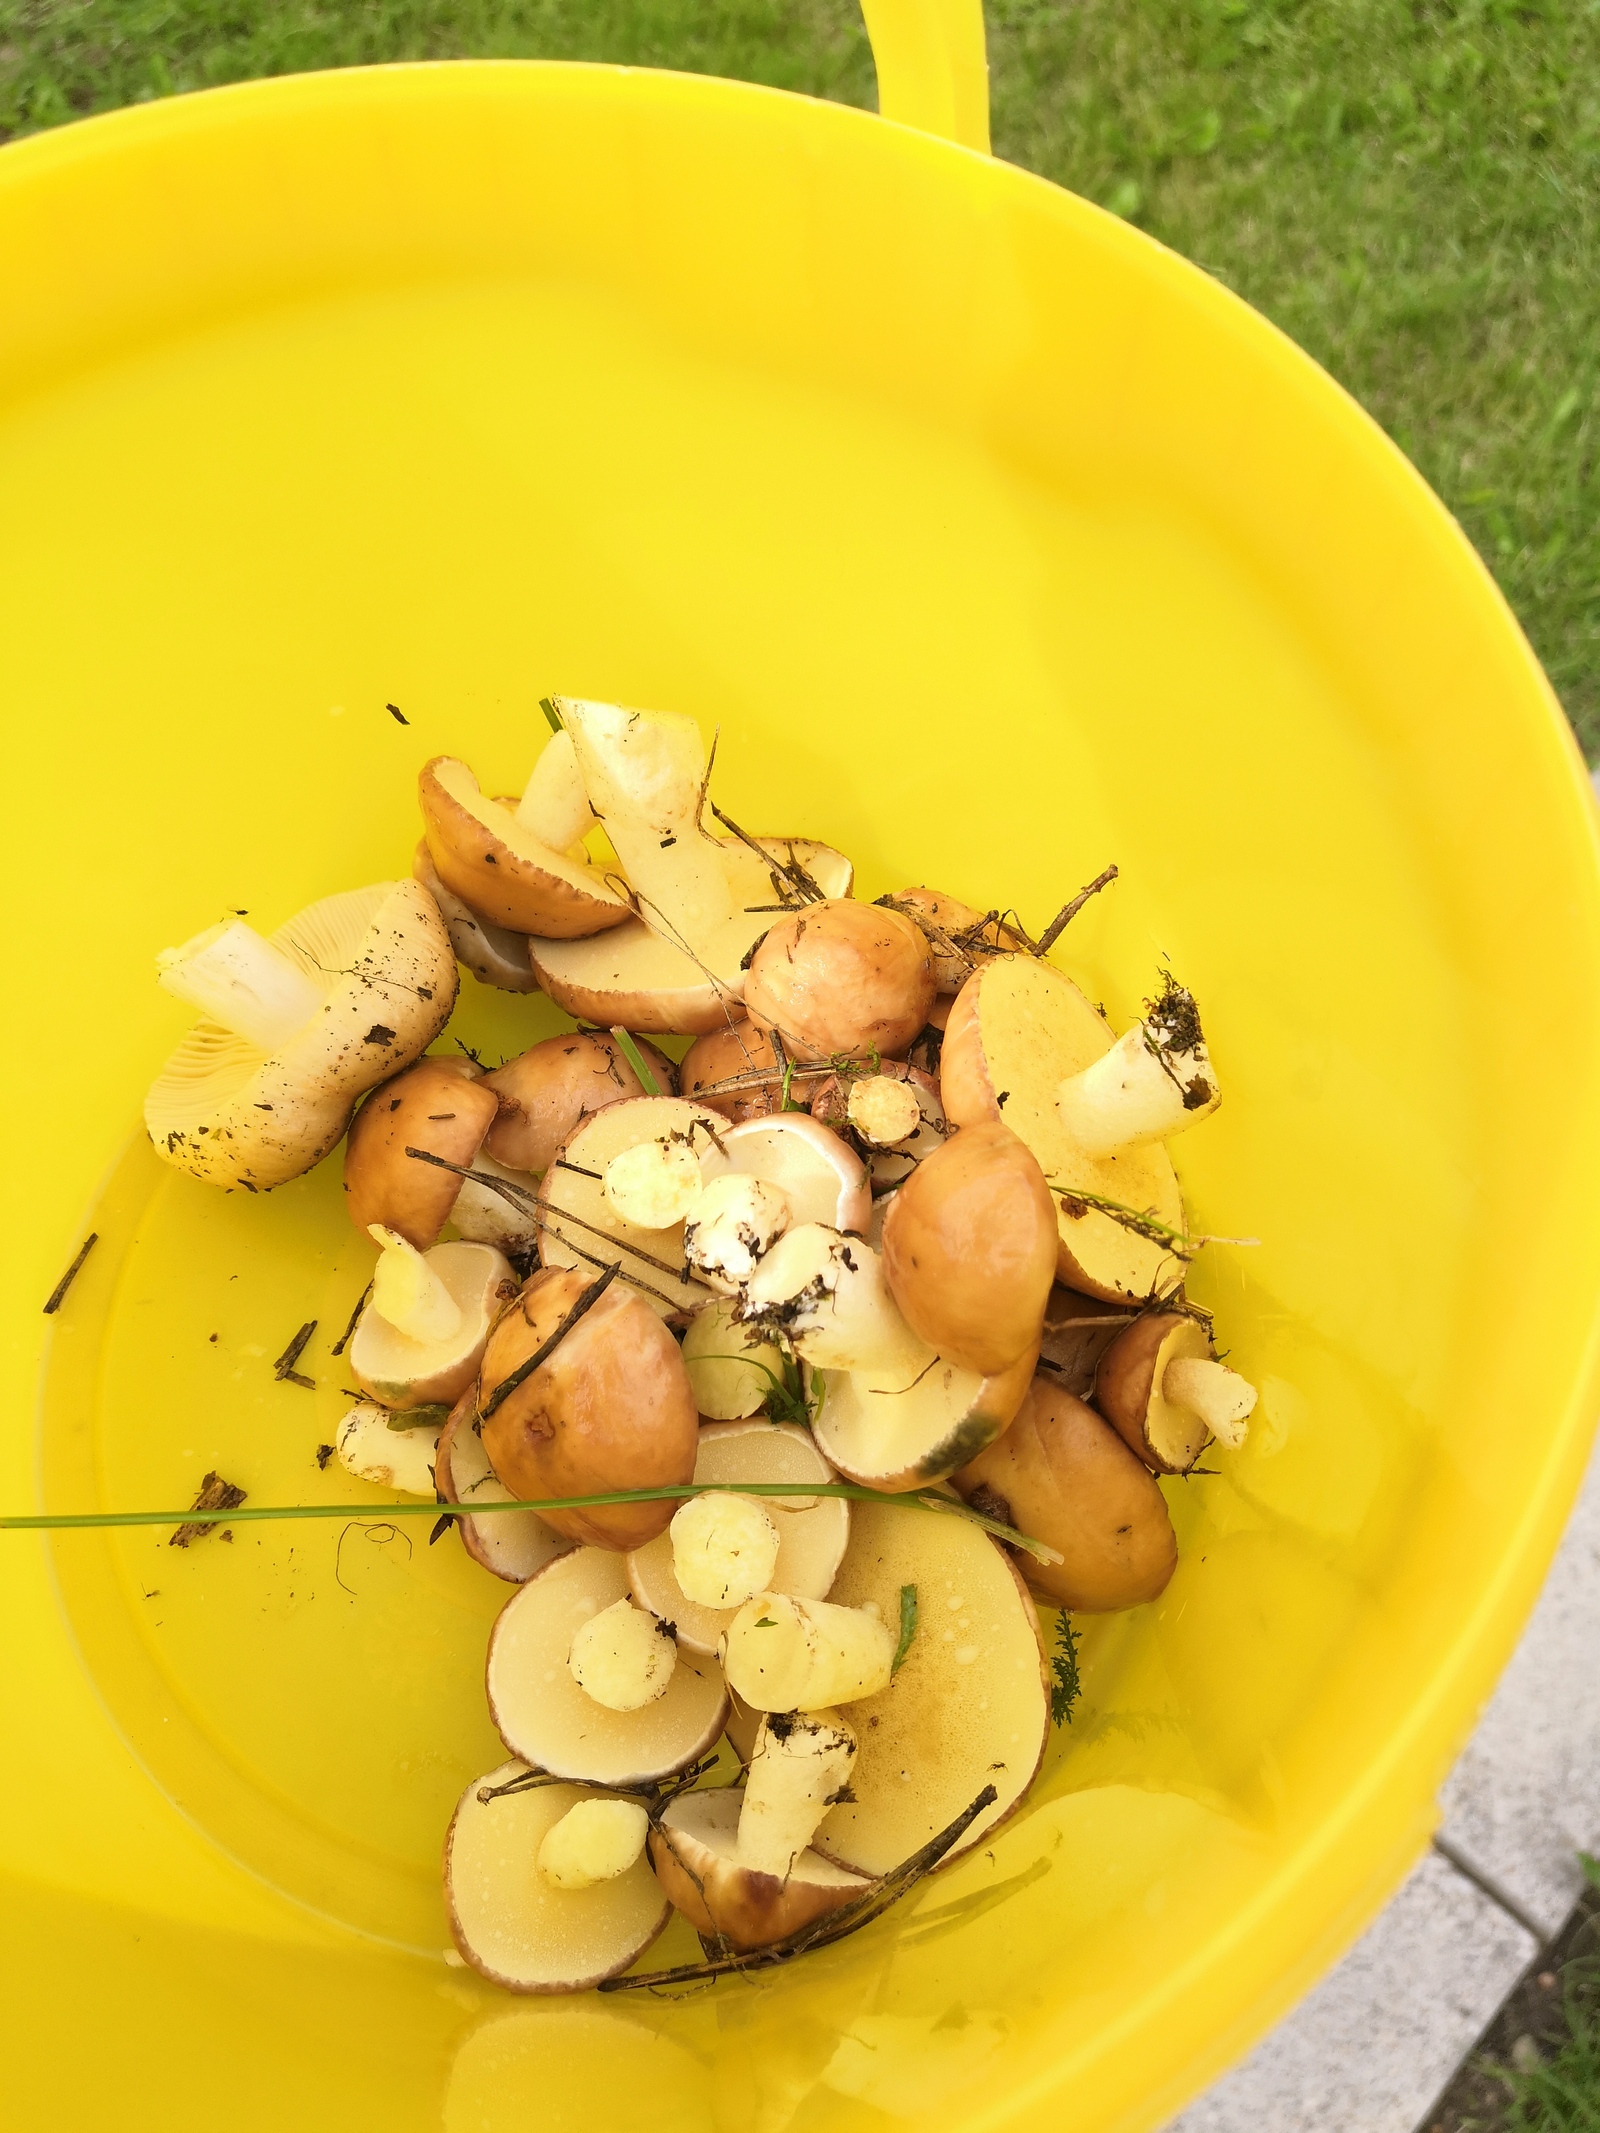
[2,0,1596,750]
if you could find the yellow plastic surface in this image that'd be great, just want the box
[3,5,1599,2127]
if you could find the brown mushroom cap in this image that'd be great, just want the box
[1038,1284,1138,1397]
[955,1376,1177,1610]
[343,1054,499,1249]
[478,1266,700,1550]
[883,886,1013,993]
[743,901,936,1064]
[481,1030,678,1176]
[419,755,633,939]
[1093,1310,1216,1474]
[881,1120,1057,1377]
[678,1020,785,1124]
[649,1788,869,1952]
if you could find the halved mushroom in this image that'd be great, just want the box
[705,1114,871,1235]
[335,1398,443,1494]
[435,1392,573,1583]
[627,1419,849,1654]
[743,901,935,1063]
[955,1375,1177,1610]
[486,1547,728,1782]
[1093,1309,1257,1472]
[881,1121,1056,1376]
[446,1761,669,1991]
[812,1347,1036,1494]
[145,881,455,1190]
[419,756,633,939]
[412,839,539,992]
[343,1053,505,1250]
[812,1494,1049,1875]
[477,1264,700,1550]
[349,1232,516,1408]
[940,954,1188,1304]
[678,1020,785,1124]
[649,1785,869,1953]
[679,1300,792,1420]
[536,1096,727,1319]
[480,1030,678,1177]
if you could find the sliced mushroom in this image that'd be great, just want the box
[940,954,1187,1304]
[480,1030,678,1177]
[145,881,456,1190]
[1094,1309,1257,1472]
[627,1419,849,1654]
[649,1786,869,1953]
[435,1392,573,1583]
[743,901,935,1063]
[704,1113,871,1236]
[343,1053,503,1250]
[955,1375,1177,1610]
[477,1265,699,1550]
[446,1761,669,1991]
[881,1121,1056,1376]
[813,1494,1049,1875]
[349,1235,516,1408]
[412,839,539,992]
[679,1300,792,1420]
[812,1346,1036,1494]
[486,1547,728,1782]
[679,1020,786,1124]
[806,1061,946,1198]
[335,1399,443,1495]
[419,755,633,939]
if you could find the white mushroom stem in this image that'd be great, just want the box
[740,1225,931,1377]
[722,1592,895,1712]
[1056,1015,1220,1157]
[683,1173,791,1292]
[738,1710,857,1879]
[450,1153,541,1252]
[670,1493,782,1609]
[367,1224,464,1343]
[515,728,597,854]
[568,1598,677,1711]
[847,1076,922,1149]
[537,1798,650,1890]
[1160,1355,1257,1450]
[156,919,325,1052]
[603,1138,705,1230]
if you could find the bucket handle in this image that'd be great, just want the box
[859,0,991,155]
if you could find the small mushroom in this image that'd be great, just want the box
[954,1375,1177,1610]
[1094,1310,1257,1472]
[880,886,1013,993]
[743,900,935,1063]
[805,1061,946,1206]
[721,1592,895,1711]
[476,1265,700,1550]
[480,1030,678,1176]
[343,1053,507,1251]
[1055,973,1220,1155]
[649,1786,870,1953]
[1037,1284,1138,1397]
[334,1398,443,1495]
[348,1230,516,1409]
[627,1418,849,1656]
[145,881,456,1190]
[412,839,538,992]
[418,755,633,938]
[678,1020,785,1124]
[881,1121,1057,1376]
[486,1547,728,1783]
[446,1762,669,1991]
[435,1391,573,1583]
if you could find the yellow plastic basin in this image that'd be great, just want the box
[3,5,1598,2128]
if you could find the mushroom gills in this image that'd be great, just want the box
[704,1113,872,1234]
[813,1344,1036,1494]
[515,728,597,854]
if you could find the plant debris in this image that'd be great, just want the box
[1049,1613,1082,1726]
[892,1583,919,1673]
[329,1282,372,1358]
[169,1471,247,1548]
[475,1263,620,1427]
[386,702,408,725]
[42,1233,98,1315]
[609,1025,662,1097]
[1035,864,1119,956]
[272,1320,318,1387]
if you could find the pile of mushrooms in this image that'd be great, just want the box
[140,694,1260,1994]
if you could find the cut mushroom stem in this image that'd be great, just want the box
[723,1592,895,1711]
[603,1138,705,1231]
[739,1709,857,1879]
[682,1172,791,1292]
[367,1223,463,1343]
[1161,1355,1257,1448]
[516,727,597,853]
[739,1225,930,1378]
[846,1075,923,1149]
[156,919,324,1052]
[538,1797,650,1891]
[1056,980,1220,1156]
[569,1597,678,1712]
[670,1492,781,1609]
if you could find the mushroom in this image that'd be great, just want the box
[412,839,539,992]
[743,900,935,1063]
[538,1797,652,1891]
[1055,971,1220,1155]
[805,1061,947,1206]
[954,1375,1178,1610]
[1037,1284,1138,1397]
[446,1762,669,1991]
[476,1264,700,1550]
[343,1053,519,1251]
[679,1300,792,1420]
[334,1398,443,1495]
[527,699,852,1032]
[678,1020,785,1123]
[486,1547,728,1782]
[739,1226,929,1378]
[418,755,633,938]
[348,1230,516,1409]
[940,953,1189,1304]
[666,1493,782,1608]
[879,886,1014,994]
[811,1495,1050,1876]
[535,1095,727,1318]
[1093,1309,1257,1472]
[649,1781,870,1953]
[702,1113,872,1235]
[721,1592,896,1711]
[880,1120,1057,1376]
[435,1391,574,1583]
[627,1419,849,1654]
[145,880,456,1190]
[480,1030,678,1177]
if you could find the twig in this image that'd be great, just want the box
[43,1234,98,1315]
[329,1282,372,1358]
[1035,865,1119,956]
[169,1471,247,1548]
[476,1265,619,1426]
[272,1321,318,1388]
[707,802,824,905]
